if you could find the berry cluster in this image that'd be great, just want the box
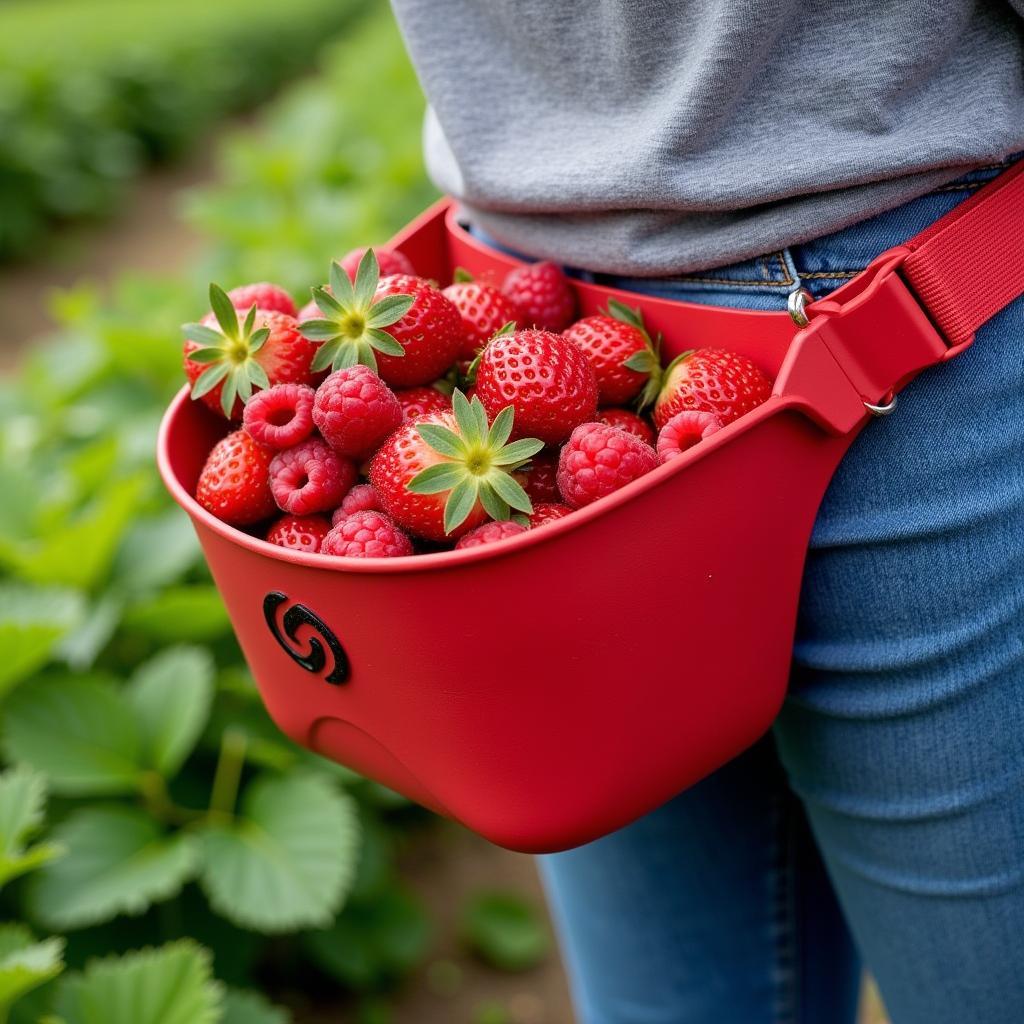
[187,246,773,557]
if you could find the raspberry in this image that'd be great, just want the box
[321,510,414,558]
[598,408,656,446]
[502,262,576,331]
[196,430,277,526]
[340,246,416,281]
[243,383,316,450]
[656,410,723,462]
[313,366,402,458]
[557,422,658,508]
[269,436,356,515]
[514,452,560,502]
[265,514,332,553]
[454,520,528,549]
[528,502,574,528]
[395,386,451,423]
[331,484,382,526]
[227,282,296,317]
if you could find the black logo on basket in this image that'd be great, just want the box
[263,592,349,685]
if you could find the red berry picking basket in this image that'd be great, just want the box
[158,162,1024,853]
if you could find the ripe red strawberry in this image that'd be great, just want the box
[297,298,318,322]
[227,282,296,318]
[598,408,656,446]
[312,366,402,459]
[340,246,415,281]
[183,285,316,420]
[243,383,316,450]
[557,422,658,508]
[373,275,464,387]
[321,510,414,558]
[265,514,332,553]
[454,520,527,549]
[331,483,381,526]
[528,502,574,528]
[563,301,661,406]
[196,430,276,526]
[502,262,576,331]
[657,410,724,462]
[475,330,598,445]
[653,348,773,430]
[442,276,522,360]
[396,386,451,423]
[370,391,543,542]
[513,451,560,503]
[269,437,356,516]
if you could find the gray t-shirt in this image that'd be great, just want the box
[390,0,1024,275]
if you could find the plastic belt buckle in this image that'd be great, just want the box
[773,247,968,436]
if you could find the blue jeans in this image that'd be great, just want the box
[519,160,1024,1024]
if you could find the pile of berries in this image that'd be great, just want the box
[186,246,773,558]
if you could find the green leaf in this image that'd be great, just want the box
[112,512,200,594]
[623,350,659,373]
[489,472,533,514]
[328,261,357,309]
[181,324,224,347]
[486,406,515,449]
[182,347,223,365]
[191,362,230,401]
[52,940,222,1024]
[298,319,341,342]
[366,329,405,356]
[406,463,465,496]
[415,423,464,460]
[31,808,197,930]
[453,267,474,283]
[3,675,143,796]
[461,892,549,972]
[248,328,270,354]
[197,773,359,934]
[443,478,479,535]
[605,298,644,329]
[477,485,509,523]
[120,586,230,643]
[310,340,342,373]
[366,295,414,328]
[0,925,63,1017]
[221,988,291,1024]
[0,766,64,889]
[209,284,239,339]
[0,586,84,695]
[352,249,380,308]
[492,438,545,466]
[127,647,214,778]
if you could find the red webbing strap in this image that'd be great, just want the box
[902,159,1024,347]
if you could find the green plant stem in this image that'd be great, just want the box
[138,772,202,826]
[208,728,247,821]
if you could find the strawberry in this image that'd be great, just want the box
[321,510,414,558]
[502,261,576,331]
[372,274,465,387]
[297,298,318,322]
[370,390,543,542]
[597,408,656,446]
[227,282,296,318]
[454,520,527,549]
[528,502,574,528]
[513,451,560,503]
[563,300,661,406]
[340,246,415,281]
[265,514,332,553]
[331,483,381,526]
[653,348,772,430]
[442,271,522,360]
[557,422,658,508]
[657,410,724,462]
[196,430,276,526]
[312,366,402,459]
[243,383,316,450]
[475,329,598,445]
[183,284,316,420]
[396,385,452,423]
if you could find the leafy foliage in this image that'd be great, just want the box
[461,893,550,972]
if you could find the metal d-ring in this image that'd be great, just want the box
[865,392,898,417]
[787,288,813,327]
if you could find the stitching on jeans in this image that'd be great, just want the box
[775,252,795,287]
[799,270,860,279]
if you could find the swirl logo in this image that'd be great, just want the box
[262,591,349,685]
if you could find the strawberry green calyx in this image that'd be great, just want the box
[607,298,664,409]
[300,249,415,374]
[407,390,544,535]
[465,320,516,385]
[184,284,272,418]
[452,266,474,283]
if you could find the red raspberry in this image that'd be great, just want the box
[396,386,451,423]
[454,520,528,549]
[331,484,382,526]
[340,246,416,281]
[227,282,296,317]
[442,281,523,360]
[514,452,560,502]
[598,408,656,446]
[313,366,402,459]
[265,514,332,553]
[321,510,414,558]
[528,502,574,528]
[656,410,723,462]
[502,262,576,331]
[196,430,276,526]
[243,383,315,450]
[269,437,356,515]
[557,422,658,508]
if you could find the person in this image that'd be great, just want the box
[388,3,1024,1022]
